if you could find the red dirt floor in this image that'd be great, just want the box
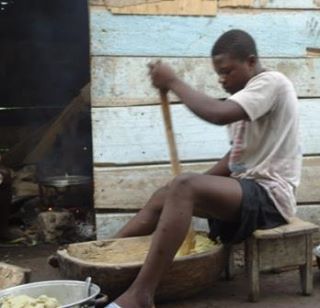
[1,244,320,307]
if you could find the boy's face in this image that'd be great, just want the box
[212,53,257,94]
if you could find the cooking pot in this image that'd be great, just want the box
[0,279,107,307]
[38,175,91,188]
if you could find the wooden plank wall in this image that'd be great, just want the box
[89,0,320,238]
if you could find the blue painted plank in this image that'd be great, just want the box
[92,99,320,164]
[91,57,320,106]
[90,7,320,57]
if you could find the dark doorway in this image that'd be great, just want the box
[0,0,95,245]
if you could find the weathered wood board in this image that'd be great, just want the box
[95,205,320,239]
[221,0,320,9]
[92,57,320,107]
[253,217,319,239]
[258,237,307,270]
[90,0,173,8]
[92,99,320,164]
[90,8,320,57]
[219,0,253,7]
[92,104,227,164]
[93,157,320,209]
[108,0,217,16]
[90,0,320,9]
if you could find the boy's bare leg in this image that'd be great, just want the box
[111,173,243,308]
[114,186,168,238]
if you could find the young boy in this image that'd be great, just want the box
[106,29,302,308]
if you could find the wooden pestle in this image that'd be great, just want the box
[159,91,196,256]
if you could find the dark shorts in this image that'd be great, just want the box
[208,178,287,244]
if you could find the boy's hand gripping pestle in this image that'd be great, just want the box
[159,90,196,256]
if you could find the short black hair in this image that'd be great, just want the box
[211,29,258,60]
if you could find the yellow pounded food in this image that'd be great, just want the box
[192,233,216,253]
[67,232,216,264]
[175,233,215,257]
[0,295,59,308]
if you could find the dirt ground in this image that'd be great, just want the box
[1,244,320,307]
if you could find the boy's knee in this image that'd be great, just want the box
[152,185,169,198]
[147,185,169,212]
[171,173,198,191]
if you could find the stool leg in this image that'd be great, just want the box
[244,240,249,274]
[299,235,313,296]
[247,238,260,302]
[224,245,235,280]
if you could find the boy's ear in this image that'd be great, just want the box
[247,55,257,67]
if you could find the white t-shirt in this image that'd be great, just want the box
[228,71,302,221]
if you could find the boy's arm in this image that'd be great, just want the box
[170,79,248,125]
[149,62,249,125]
[204,152,231,177]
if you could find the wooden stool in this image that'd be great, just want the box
[245,217,319,302]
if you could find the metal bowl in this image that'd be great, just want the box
[0,280,100,308]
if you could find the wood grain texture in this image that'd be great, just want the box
[95,214,210,239]
[91,57,320,107]
[90,0,172,8]
[258,237,306,271]
[90,0,320,9]
[90,7,320,57]
[300,235,313,295]
[253,217,319,239]
[93,157,320,209]
[92,103,228,164]
[92,99,320,164]
[221,0,320,9]
[219,0,253,7]
[159,91,182,176]
[95,205,320,239]
[109,0,217,16]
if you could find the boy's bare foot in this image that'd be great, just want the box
[110,290,154,308]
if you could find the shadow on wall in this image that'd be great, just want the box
[0,0,92,174]
[0,0,90,108]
